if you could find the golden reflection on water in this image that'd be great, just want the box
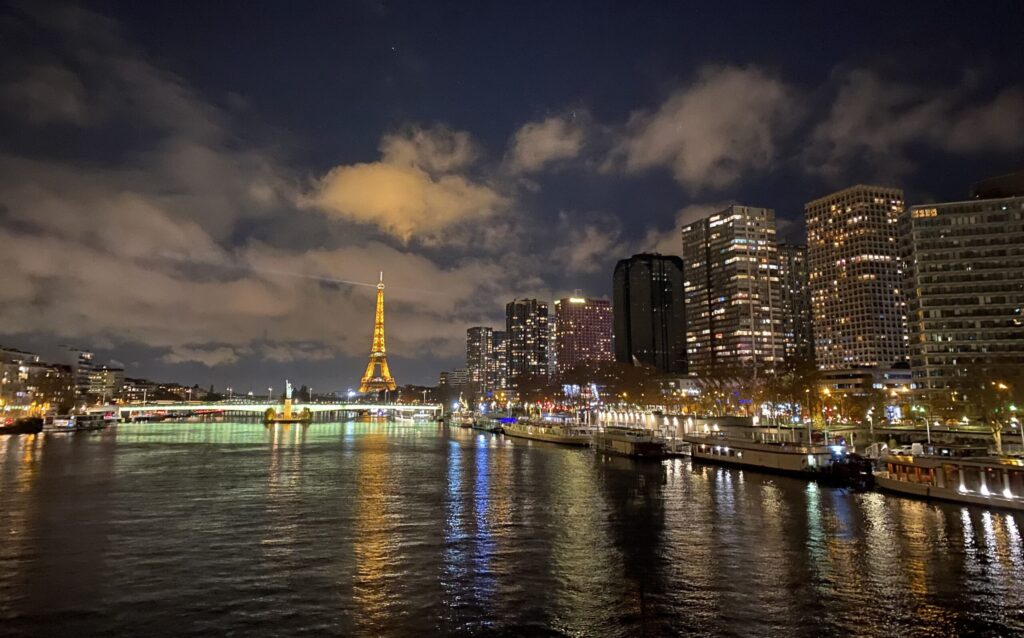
[0,435,44,552]
[549,451,621,634]
[352,430,393,633]
[261,423,306,569]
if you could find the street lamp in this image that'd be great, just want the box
[866,407,875,445]
[912,404,930,444]
[1009,403,1022,451]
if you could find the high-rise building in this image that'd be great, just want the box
[680,205,785,376]
[904,195,1024,402]
[613,253,686,374]
[778,243,815,363]
[553,295,613,379]
[547,320,558,378]
[466,326,495,400]
[58,346,95,396]
[449,368,469,388]
[805,185,908,371]
[492,330,508,392]
[505,298,549,388]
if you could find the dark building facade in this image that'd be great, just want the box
[466,326,494,400]
[505,298,549,389]
[778,243,815,363]
[904,195,1024,405]
[553,295,613,379]
[613,253,686,374]
[681,205,785,376]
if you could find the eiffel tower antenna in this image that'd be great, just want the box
[359,271,397,393]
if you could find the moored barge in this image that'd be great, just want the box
[593,426,666,459]
[875,453,1024,511]
[503,418,593,446]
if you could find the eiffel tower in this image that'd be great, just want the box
[359,272,397,393]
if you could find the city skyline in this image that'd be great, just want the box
[2,2,1024,390]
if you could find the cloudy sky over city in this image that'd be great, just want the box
[1,1,1022,389]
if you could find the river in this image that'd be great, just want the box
[1,421,1022,637]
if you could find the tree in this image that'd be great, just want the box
[951,363,1024,455]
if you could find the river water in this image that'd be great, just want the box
[1,421,1022,637]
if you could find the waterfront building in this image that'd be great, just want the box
[449,368,469,388]
[680,205,785,376]
[58,346,96,396]
[778,243,815,363]
[547,320,558,378]
[553,295,613,379]
[27,364,75,412]
[88,366,124,402]
[492,330,508,392]
[805,186,908,371]
[613,253,686,374]
[466,326,495,400]
[819,366,912,397]
[0,347,40,405]
[505,298,549,389]
[904,194,1024,405]
[122,377,159,403]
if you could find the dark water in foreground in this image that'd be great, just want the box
[1,421,1023,637]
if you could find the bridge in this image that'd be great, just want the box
[97,402,443,422]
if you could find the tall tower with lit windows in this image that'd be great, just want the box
[805,185,908,371]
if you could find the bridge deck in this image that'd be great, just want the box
[103,403,443,415]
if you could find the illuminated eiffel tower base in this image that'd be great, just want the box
[358,272,397,394]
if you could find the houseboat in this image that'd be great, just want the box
[592,426,666,459]
[503,417,593,447]
[44,413,111,433]
[471,416,504,434]
[875,453,1024,511]
[681,418,873,487]
[396,411,432,423]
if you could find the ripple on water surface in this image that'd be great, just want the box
[1,421,1023,637]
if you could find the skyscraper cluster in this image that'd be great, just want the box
[447,295,615,403]
[446,169,1023,412]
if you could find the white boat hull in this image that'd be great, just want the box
[503,423,591,446]
[875,472,1024,511]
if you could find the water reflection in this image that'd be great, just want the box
[0,423,1022,637]
[352,430,394,634]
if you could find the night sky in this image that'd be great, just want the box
[1,1,1022,391]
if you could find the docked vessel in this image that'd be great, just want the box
[471,416,504,434]
[875,453,1024,511]
[44,413,111,433]
[593,426,666,459]
[0,416,43,435]
[502,417,593,447]
[396,411,432,423]
[684,429,873,488]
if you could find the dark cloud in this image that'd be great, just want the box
[0,2,1021,388]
